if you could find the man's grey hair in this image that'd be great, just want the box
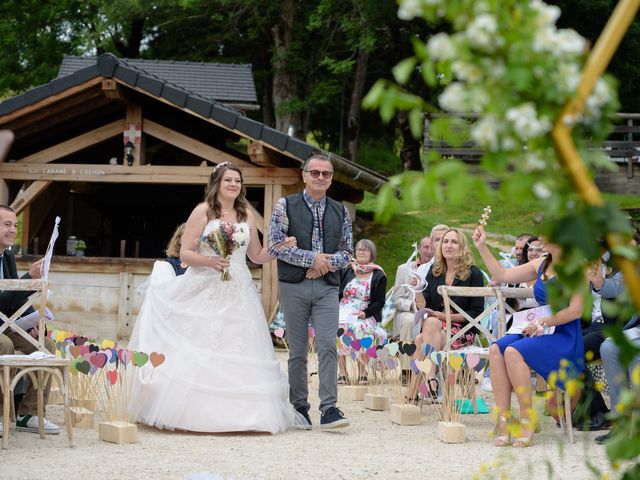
[302,153,333,171]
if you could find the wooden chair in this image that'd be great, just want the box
[0,278,74,448]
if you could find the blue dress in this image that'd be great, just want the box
[496,266,584,385]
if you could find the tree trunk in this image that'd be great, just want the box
[397,111,422,171]
[114,18,145,58]
[271,0,301,134]
[344,47,369,162]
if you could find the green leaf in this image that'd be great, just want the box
[409,108,424,139]
[392,57,417,85]
[362,80,386,109]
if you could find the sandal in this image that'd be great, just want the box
[358,375,368,385]
[512,418,536,448]
[337,376,348,385]
[493,415,511,447]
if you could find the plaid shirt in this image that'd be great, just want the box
[268,190,353,269]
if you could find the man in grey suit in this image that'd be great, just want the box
[268,154,353,429]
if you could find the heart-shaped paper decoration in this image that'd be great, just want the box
[466,353,480,370]
[416,358,433,374]
[102,339,116,349]
[274,327,285,338]
[422,343,435,356]
[419,383,429,397]
[150,352,165,367]
[448,354,464,370]
[403,343,417,356]
[308,327,315,339]
[430,351,439,365]
[350,339,361,351]
[355,330,365,339]
[386,343,399,356]
[336,328,345,337]
[75,336,88,346]
[378,348,390,361]
[79,345,90,356]
[88,344,99,353]
[90,352,107,369]
[409,359,420,374]
[366,346,377,359]
[360,337,373,349]
[118,349,131,365]
[76,359,90,375]
[133,351,149,367]
[106,370,118,385]
[342,335,353,346]
[474,358,488,372]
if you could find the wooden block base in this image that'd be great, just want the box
[48,387,64,405]
[364,393,389,411]
[70,398,96,411]
[390,403,421,425]
[338,385,368,401]
[70,407,94,428]
[98,421,137,444]
[437,421,466,443]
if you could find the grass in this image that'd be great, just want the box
[355,191,640,286]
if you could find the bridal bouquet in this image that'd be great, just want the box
[200,222,246,281]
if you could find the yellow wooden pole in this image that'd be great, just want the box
[551,0,640,311]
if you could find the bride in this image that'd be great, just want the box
[128,162,305,433]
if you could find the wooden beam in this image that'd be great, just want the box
[0,163,301,185]
[143,119,253,168]
[15,120,122,164]
[248,142,275,166]
[0,78,103,127]
[101,79,122,100]
[10,181,52,215]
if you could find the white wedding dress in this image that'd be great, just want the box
[128,220,303,433]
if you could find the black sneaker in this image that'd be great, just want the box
[595,431,612,444]
[575,411,612,431]
[320,407,350,429]
[295,407,312,430]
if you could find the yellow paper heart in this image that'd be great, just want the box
[448,354,463,370]
[102,338,116,349]
[416,358,433,374]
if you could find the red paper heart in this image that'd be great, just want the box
[90,352,107,369]
[150,352,165,367]
[106,369,118,385]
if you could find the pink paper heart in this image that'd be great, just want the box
[419,383,429,397]
[350,339,361,351]
[466,353,480,369]
[366,346,377,358]
[274,327,285,338]
[106,370,118,385]
[90,352,107,369]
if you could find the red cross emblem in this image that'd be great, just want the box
[123,122,142,144]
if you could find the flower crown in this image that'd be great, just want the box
[213,161,232,173]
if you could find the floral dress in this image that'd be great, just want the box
[338,274,388,354]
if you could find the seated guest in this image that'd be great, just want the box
[338,239,387,384]
[392,235,432,377]
[596,316,640,444]
[164,223,187,276]
[416,224,450,283]
[573,252,623,431]
[411,228,484,398]
[0,205,60,435]
[473,226,584,447]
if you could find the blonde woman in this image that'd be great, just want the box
[164,223,187,276]
[413,229,484,398]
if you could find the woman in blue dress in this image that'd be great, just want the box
[473,226,584,447]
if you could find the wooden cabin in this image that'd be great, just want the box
[0,53,385,341]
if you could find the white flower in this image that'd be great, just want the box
[585,78,612,118]
[452,61,483,82]
[398,0,423,20]
[438,82,468,112]
[505,103,552,140]
[501,135,518,151]
[427,33,456,61]
[466,14,501,52]
[469,87,490,113]
[523,153,547,172]
[557,63,581,94]
[471,116,501,151]
[534,27,585,57]
[533,182,552,199]
[554,29,586,56]
[531,0,561,27]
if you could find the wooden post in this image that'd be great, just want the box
[0,180,8,205]
[120,240,126,258]
[261,184,282,320]
[21,205,30,255]
[117,272,133,339]
[124,105,144,166]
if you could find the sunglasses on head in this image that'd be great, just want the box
[304,169,333,179]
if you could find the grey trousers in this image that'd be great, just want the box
[279,278,338,413]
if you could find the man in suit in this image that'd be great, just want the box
[0,204,60,435]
